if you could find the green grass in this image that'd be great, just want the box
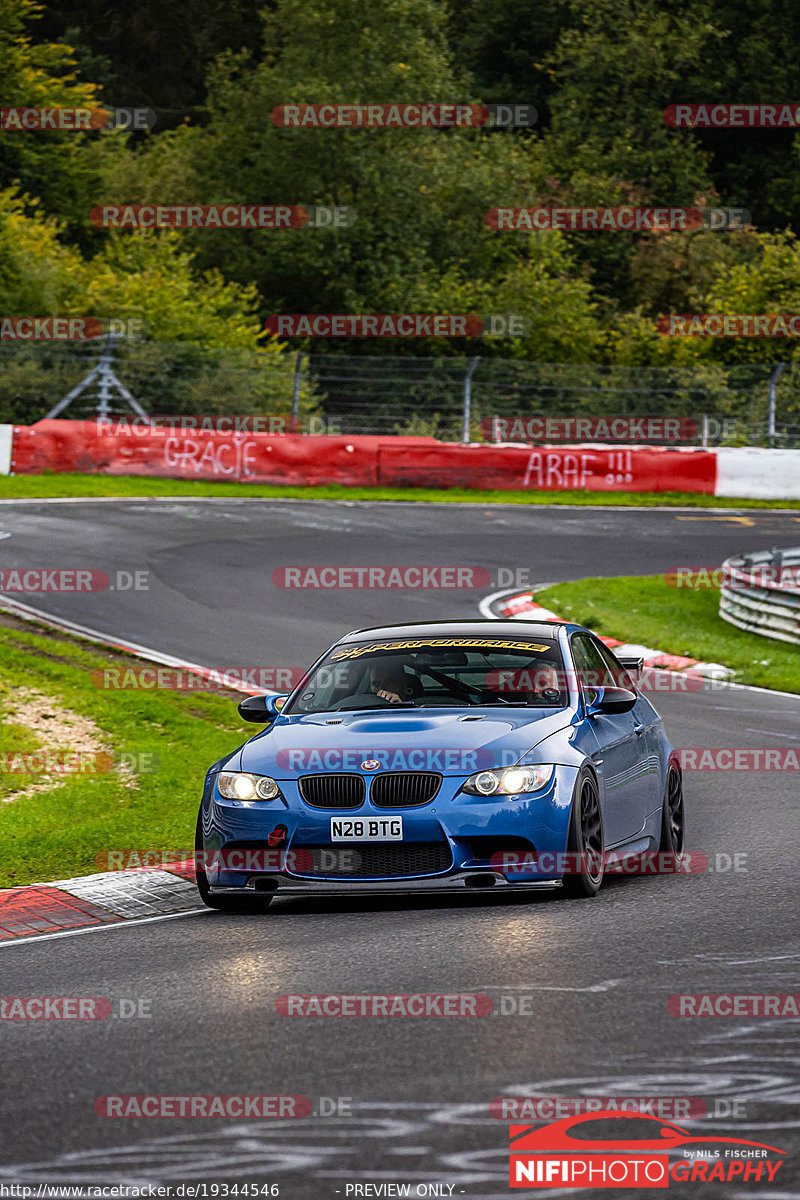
[0,613,246,887]
[537,575,800,693]
[1,471,799,508]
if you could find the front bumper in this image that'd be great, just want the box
[198,765,579,892]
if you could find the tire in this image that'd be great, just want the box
[562,770,605,898]
[659,766,685,854]
[194,813,274,912]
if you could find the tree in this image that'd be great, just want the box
[103,0,608,357]
[0,0,120,241]
[33,0,265,125]
[0,187,306,423]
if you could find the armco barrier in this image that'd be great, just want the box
[4,421,720,493]
[720,547,800,645]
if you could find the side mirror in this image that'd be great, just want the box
[615,655,643,687]
[237,693,289,723]
[585,686,637,716]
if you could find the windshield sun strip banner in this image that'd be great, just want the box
[329,638,552,660]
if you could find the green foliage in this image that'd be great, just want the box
[0,186,267,342]
[538,574,800,693]
[0,0,122,241]
[0,188,311,422]
[0,617,244,886]
[7,0,800,376]
[34,0,264,120]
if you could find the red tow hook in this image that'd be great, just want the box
[268,825,288,848]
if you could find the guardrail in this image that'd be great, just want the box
[719,546,800,645]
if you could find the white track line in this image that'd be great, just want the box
[1,495,800,513]
[0,596,269,694]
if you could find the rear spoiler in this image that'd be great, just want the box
[616,655,644,686]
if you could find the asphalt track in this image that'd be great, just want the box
[1,499,799,1198]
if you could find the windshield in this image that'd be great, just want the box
[284,636,568,715]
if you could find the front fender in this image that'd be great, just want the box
[518,722,592,770]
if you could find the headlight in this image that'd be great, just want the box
[461,764,554,797]
[217,772,282,801]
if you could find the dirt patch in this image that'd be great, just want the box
[1,687,135,802]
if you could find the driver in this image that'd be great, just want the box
[369,661,410,704]
[533,664,562,695]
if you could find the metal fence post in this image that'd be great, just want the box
[462,356,480,443]
[768,361,786,442]
[44,332,148,420]
[291,351,305,428]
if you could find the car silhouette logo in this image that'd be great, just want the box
[510,1110,785,1154]
[361,760,381,771]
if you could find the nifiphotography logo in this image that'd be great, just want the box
[507,1111,786,1188]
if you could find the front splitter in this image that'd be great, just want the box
[208,871,562,898]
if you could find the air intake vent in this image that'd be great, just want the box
[298,774,365,808]
[370,772,441,808]
[293,841,453,878]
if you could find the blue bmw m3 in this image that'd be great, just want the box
[195,620,685,907]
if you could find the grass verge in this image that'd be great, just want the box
[537,575,800,693]
[0,472,799,508]
[0,612,245,887]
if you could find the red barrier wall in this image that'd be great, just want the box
[9,421,718,493]
[378,441,717,493]
[10,421,391,487]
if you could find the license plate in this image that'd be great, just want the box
[330,817,403,842]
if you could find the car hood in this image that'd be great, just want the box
[235,707,573,777]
